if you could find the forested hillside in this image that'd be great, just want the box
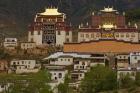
[0,0,140,37]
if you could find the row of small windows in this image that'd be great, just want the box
[44,26,55,29]
[51,73,62,79]
[118,56,128,59]
[80,33,136,38]
[42,18,63,22]
[22,44,34,47]
[60,58,71,61]
[44,36,55,40]
[13,61,31,65]
[30,30,55,35]
[76,66,85,69]
[75,61,86,65]
[80,33,101,38]
[115,33,136,38]
[18,65,31,69]
[44,31,55,34]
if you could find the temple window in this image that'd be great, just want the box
[58,31,61,35]
[131,33,135,37]
[91,34,94,38]
[81,34,84,37]
[96,33,100,37]
[38,31,40,35]
[31,31,34,35]
[86,34,89,38]
[66,38,69,42]
[31,38,34,42]
[82,62,85,65]
[115,33,119,37]
[134,56,137,60]
[66,31,69,35]
[121,34,124,38]
[59,73,62,78]
[126,33,129,37]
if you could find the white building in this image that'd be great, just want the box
[90,54,107,67]
[117,68,136,80]
[44,52,91,66]
[20,42,36,50]
[46,65,68,93]
[28,7,70,46]
[3,38,17,49]
[0,83,11,93]
[114,32,139,43]
[28,23,43,45]
[46,65,68,83]
[73,59,90,72]
[130,52,140,69]
[116,54,130,69]
[78,29,139,43]
[77,7,139,43]
[56,29,72,46]
[78,31,101,42]
[0,84,6,93]
[71,71,85,81]
[9,59,40,74]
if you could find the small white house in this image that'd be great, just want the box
[46,65,68,83]
[71,71,85,81]
[117,68,136,80]
[20,42,36,50]
[116,54,130,69]
[0,84,6,93]
[46,65,68,93]
[3,38,17,49]
[43,52,91,66]
[0,83,11,93]
[9,59,41,74]
[90,54,107,67]
[74,59,90,72]
[130,52,140,69]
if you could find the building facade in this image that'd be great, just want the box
[116,54,130,69]
[28,8,71,46]
[9,60,40,74]
[130,52,140,69]
[20,42,36,50]
[3,38,18,49]
[44,52,92,66]
[78,7,139,43]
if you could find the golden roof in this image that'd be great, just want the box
[39,8,63,16]
[102,24,114,29]
[100,7,117,12]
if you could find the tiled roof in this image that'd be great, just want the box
[64,41,140,53]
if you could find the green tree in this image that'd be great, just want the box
[119,73,135,89]
[80,64,117,93]
[58,74,73,93]
[0,70,52,93]
[135,72,140,86]
[0,49,10,59]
